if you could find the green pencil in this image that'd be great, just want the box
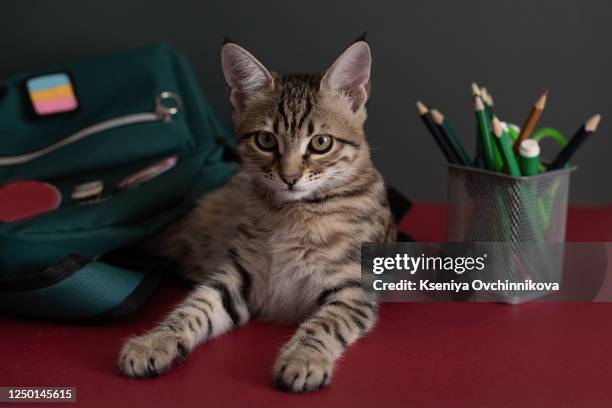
[490,129,504,172]
[481,87,495,111]
[471,82,481,98]
[430,109,471,166]
[480,86,504,171]
[492,117,521,177]
[474,96,496,171]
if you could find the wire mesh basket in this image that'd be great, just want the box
[446,164,574,303]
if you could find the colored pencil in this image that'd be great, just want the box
[471,83,502,169]
[548,114,601,170]
[490,129,504,172]
[481,87,496,116]
[481,87,494,108]
[513,91,548,153]
[471,82,481,97]
[430,109,472,166]
[471,83,484,167]
[473,88,503,171]
[492,117,521,176]
[416,100,459,164]
[474,96,496,171]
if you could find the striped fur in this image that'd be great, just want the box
[119,40,395,392]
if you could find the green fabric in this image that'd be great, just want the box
[0,262,157,319]
[0,44,237,320]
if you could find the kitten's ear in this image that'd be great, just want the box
[221,43,274,111]
[321,40,372,112]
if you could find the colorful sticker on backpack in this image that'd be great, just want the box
[26,73,78,116]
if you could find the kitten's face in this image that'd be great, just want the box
[221,41,372,202]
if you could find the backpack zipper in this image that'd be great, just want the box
[0,92,182,167]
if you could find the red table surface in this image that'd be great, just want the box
[2,203,612,408]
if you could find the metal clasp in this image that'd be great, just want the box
[155,92,183,122]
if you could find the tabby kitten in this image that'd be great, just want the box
[118,38,395,392]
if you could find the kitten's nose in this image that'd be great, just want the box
[280,173,301,188]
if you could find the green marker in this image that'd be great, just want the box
[492,117,521,177]
[474,96,496,171]
[430,109,471,166]
[518,139,541,176]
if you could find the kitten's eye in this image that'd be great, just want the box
[309,134,333,153]
[254,131,278,152]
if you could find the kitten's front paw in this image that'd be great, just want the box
[273,344,333,393]
[118,330,187,378]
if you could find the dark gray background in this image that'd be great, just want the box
[2,0,610,204]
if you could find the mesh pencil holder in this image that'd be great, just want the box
[446,164,574,303]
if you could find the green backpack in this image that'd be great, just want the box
[0,44,237,320]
